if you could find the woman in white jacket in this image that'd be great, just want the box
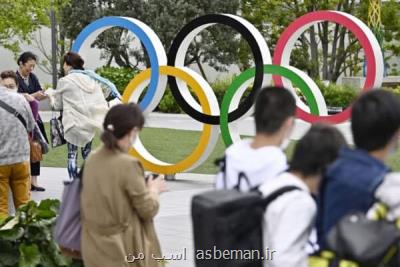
[47,52,108,179]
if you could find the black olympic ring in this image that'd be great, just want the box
[167,14,265,125]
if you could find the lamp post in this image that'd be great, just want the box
[50,5,57,88]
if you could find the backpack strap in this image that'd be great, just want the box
[259,185,301,209]
[233,172,252,191]
[215,155,228,189]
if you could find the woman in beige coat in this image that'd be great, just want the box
[81,103,166,267]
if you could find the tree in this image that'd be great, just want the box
[58,0,242,82]
[0,0,53,53]
[381,0,400,75]
[33,0,93,76]
[241,0,400,82]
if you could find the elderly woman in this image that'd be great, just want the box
[47,52,108,179]
[81,103,166,267]
[1,71,44,191]
[15,52,48,191]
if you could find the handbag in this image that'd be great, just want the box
[53,165,84,259]
[50,111,67,148]
[326,212,400,267]
[29,136,42,163]
[32,123,49,154]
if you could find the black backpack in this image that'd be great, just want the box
[191,170,300,267]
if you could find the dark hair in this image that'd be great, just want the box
[254,86,296,134]
[101,103,145,150]
[0,70,18,86]
[289,124,346,177]
[351,90,400,152]
[63,52,84,70]
[17,51,37,65]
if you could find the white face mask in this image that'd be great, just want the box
[130,135,136,147]
[280,120,294,150]
[130,129,138,147]
[6,88,17,93]
[280,138,290,150]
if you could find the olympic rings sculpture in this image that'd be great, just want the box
[72,11,384,174]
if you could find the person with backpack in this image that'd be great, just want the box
[80,103,167,267]
[215,86,296,191]
[316,90,400,249]
[259,123,346,267]
[46,52,109,179]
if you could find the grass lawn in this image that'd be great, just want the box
[42,124,230,173]
[42,123,400,174]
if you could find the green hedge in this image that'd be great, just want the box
[314,80,358,108]
[95,66,246,113]
[156,77,247,113]
[95,66,139,95]
[95,66,400,112]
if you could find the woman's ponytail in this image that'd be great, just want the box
[100,128,119,150]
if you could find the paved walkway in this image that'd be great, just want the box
[9,167,214,267]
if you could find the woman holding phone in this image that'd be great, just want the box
[80,103,166,267]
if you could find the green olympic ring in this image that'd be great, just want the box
[220,64,321,146]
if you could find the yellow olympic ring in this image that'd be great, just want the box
[122,66,217,174]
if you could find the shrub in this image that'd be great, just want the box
[156,87,183,113]
[95,66,139,95]
[0,199,73,266]
[156,76,242,114]
[315,80,358,107]
[383,86,400,98]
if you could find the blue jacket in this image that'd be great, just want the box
[316,147,388,248]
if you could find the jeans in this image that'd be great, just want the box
[67,141,92,179]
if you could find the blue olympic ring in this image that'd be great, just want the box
[71,16,161,111]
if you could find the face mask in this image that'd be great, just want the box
[280,138,290,150]
[280,120,294,150]
[6,88,17,93]
[130,130,138,147]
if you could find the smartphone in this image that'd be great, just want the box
[145,173,160,182]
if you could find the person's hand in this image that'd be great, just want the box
[32,91,48,101]
[147,175,167,195]
[23,93,36,102]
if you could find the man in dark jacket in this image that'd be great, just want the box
[317,90,400,248]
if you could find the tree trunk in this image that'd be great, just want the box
[332,28,347,82]
[106,55,113,66]
[309,24,320,79]
[196,57,208,82]
[319,21,329,80]
[329,23,340,80]
[59,27,66,78]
